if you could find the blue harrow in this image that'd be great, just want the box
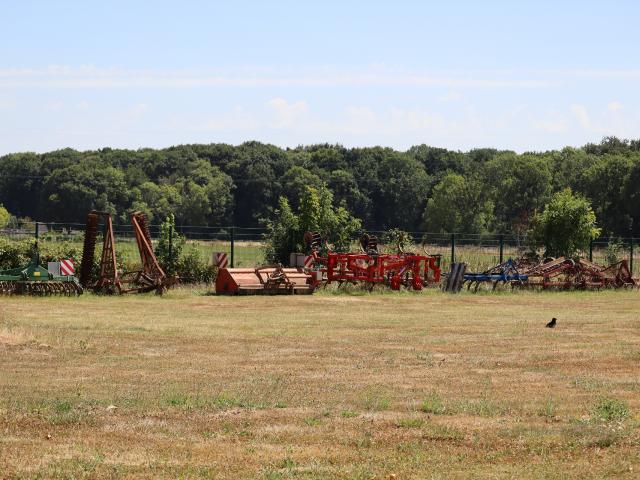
[463,258,528,291]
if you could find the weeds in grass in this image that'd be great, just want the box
[592,397,629,422]
[537,397,557,419]
[420,392,446,414]
[340,410,359,418]
[422,424,465,442]
[304,417,322,427]
[396,417,425,428]
[164,392,268,410]
[360,388,391,411]
[452,398,511,417]
[276,457,296,469]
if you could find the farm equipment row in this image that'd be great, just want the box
[2,216,637,296]
[215,231,442,295]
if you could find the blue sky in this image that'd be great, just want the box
[1,0,639,154]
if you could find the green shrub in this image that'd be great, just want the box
[592,397,629,422]
[175,246,217,283]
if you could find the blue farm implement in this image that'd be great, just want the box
[463,259,528,291]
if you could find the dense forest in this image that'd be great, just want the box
[1,136,640,235]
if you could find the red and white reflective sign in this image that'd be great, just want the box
[213,252,229,268]
[60,259,75,276]
[303,255,314,269]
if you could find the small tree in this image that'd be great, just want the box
[382,228,413,253]
[263,197,299,265]
[0,204,10,229]
[155,214,185,275]
[264,186,361,264]
[530,188,601,258]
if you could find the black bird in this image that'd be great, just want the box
[546,317,557,328]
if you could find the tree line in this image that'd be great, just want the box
[1,136,639,236]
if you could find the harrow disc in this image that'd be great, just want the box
[0,281,83,296]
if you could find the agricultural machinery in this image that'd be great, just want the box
[463,258,529,291]
[459,255,637,291]
[304,231,441,291]
[79,210,175,294]
[0,251,83,295]
[518,257,636,289]
[215,265,315,295]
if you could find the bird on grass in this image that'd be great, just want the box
[546,317,557,328]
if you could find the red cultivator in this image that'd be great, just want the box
[79,211,176,294]
[304,232,441,291]
[516,257,637,289]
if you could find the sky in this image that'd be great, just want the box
[1,0,639,154]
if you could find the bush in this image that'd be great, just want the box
[155,214,185,276]
[264,186,361,264]
[530,188,601,257]
[381,228,413,253]
[174,246,217,284]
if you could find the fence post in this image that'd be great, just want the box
[230,226,235,268]
[450,233,455,264]
[589,239,593,262]
[34,221,39,250]
[499,234,504,264]
[168,224,173,274]
[630,238,634,275]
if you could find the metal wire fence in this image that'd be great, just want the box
[0,222,638,275]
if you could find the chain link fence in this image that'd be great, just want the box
[1,222,638,275]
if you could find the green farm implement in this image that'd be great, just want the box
[0,251,83,295]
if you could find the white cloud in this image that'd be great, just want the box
[266,98,308,128]
[0,65,557,89]
[45,100,64,111]
[438,91,462,102]
[570,104,591,130]
[127,103,149,118]
[199,106,260,132]
[608,100,623,111]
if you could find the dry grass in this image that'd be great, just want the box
[1,289,639,479]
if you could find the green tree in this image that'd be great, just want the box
[422,173,494,233]
[578,154,633,235]
[264,186,361,264]
[263,197,299,264]
[155,214,185,275]
[0,204,10,228]
[530,188,601,257]
[483,153,552,233]
[280,166,323,211]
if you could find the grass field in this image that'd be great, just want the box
[1,289,639,479]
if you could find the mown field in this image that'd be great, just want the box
[1,289,639,479]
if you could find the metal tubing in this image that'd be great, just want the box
[451,233,455,265]
[230,226,235,268]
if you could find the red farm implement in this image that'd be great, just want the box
[516,256,637,290]
[79,211,175,294]
[304,232,441,291]
[215,265,315,295]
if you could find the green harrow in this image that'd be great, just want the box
[0,252,83,296]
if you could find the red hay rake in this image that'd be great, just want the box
[515,256,637,290]
[304,232,441,291]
